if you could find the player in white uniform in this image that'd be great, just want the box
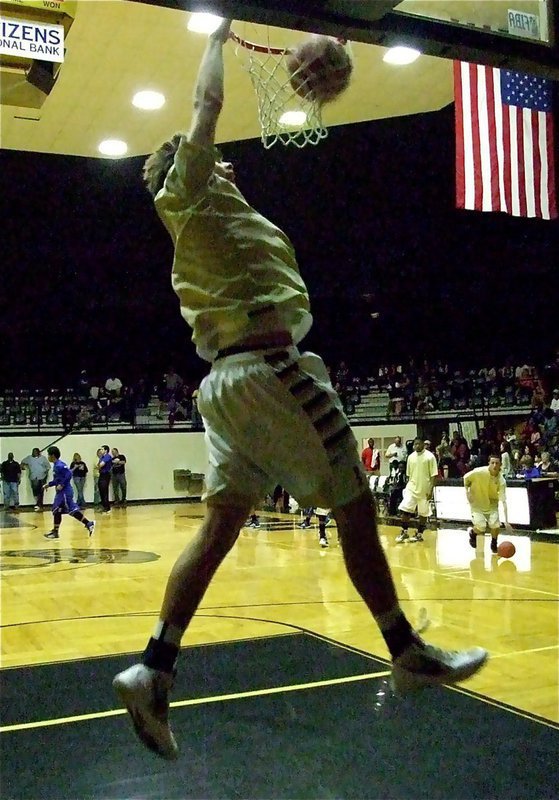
[112,20,488,759]
[464,455,512,552]
[299,506,332,547]
[397,437,439,542]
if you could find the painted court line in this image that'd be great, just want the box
[0,670,390,733]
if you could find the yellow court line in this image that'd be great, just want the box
[0,670,390,734]
[490,644,559,659]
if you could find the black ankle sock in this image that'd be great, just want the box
[381,614,417,660]
[142,637,178,674]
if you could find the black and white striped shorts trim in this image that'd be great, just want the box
[265,351,351,456]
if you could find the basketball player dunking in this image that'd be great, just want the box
[113,19,488,759]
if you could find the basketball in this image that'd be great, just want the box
[285,35,353,105]
[497,541,516,558]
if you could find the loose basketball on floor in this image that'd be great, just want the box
[285,35,353,104]
[497,541,516,558]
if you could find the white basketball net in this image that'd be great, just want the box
[232,35,328,149]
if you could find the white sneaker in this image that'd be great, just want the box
[34,505,41,512]
[395,531,409,543]
[319,536,329,548]
[113,664,178,760]
[409,532,424,542]
[392,640,488,693]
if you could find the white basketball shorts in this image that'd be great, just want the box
[398,487,431,517]
[198,347,368,509]
[471,509,500,531]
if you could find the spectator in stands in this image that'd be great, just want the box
[499,441,515,478]
[361,438,380,475]
[159,367,184,418]
[105,375,123,397]
[90,382,100,402]
[517,455,540,480]
[78,369,91,398]
[435,435,453,478]
[120,386,136,426]
[1,453,21,512]
[542,407,559,445]
[451,434,470,476]
[537,451,558,475]
[385,436,407,470]
[21,447,50,511]
[335,361,350,388]
[111,448,127,506]
[515,362,533,380]
[550,389,559,413]
[70,453,88,507]
[416,393,435,414]
[388,382,405,416]
[477,429,494,467]
[134,377,151,409]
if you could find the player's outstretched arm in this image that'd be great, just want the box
[188,18,232,148]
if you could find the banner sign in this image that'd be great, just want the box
[507,9,541,40]
[0,0,77,17]
[0,14,64,61]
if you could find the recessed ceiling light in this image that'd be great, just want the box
[187,13,224,34]
[132,90,165,110]
[279,110,307,127]
[98,139,128,157]
[383,46,421,65]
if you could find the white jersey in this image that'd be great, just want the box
[405,449,438,496]
[155,139,312,361]
[464,466,506,513]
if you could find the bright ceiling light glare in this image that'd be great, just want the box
[98,139,128,157]
[383,46,421,65]
[132,90,165,110]
[279,110,307,127]
[187,13,224,34]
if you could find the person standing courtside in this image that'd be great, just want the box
[70,453,88,508]
[1,453,21,512]
[92,448,103,508]
[112,20,488,760]
[111,448,127,506]
[397,437,439,542]
[21,447,50,511]
[361,437,380,476]
[97,445,112,514]
[384,435,407,472]
[465,454,512,553]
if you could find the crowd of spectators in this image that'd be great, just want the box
[0,367,201,431]
[1,353,558,435]
[331,357,555,418]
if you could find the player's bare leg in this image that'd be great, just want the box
[113,502,251,759]
[333,491,487,692]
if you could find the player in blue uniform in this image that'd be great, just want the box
[43,446,96,539]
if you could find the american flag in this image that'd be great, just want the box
[454,62,557,220]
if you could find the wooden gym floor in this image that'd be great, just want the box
[1,503,558,798]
